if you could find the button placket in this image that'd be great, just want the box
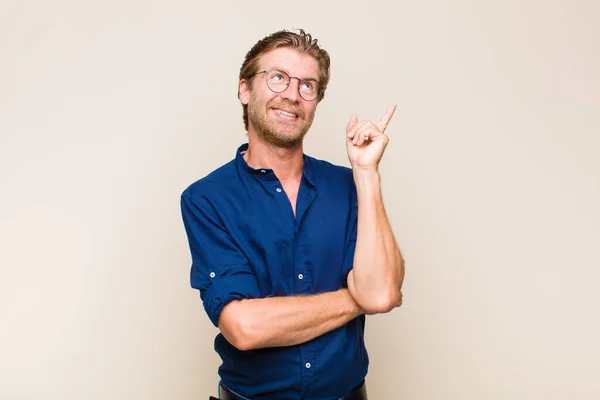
[300,349,316,396]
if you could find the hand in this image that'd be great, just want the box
[346,104,396,171]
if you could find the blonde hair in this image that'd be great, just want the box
[238,29,331,130]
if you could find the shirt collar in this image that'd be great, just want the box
[235,143,316,186]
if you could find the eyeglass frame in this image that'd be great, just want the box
[253,70,322,102]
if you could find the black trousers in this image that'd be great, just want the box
[213,380,368,400]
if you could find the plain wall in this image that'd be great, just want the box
[1,1,599,399]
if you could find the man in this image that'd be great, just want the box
[181,29,405,400]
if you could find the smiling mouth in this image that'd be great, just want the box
[272,108,300,119]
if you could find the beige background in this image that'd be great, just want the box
[1,1,599,399]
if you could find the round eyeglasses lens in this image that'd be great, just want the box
[266,70,320,101]
[266,71,290,92]
[298,79,319,101]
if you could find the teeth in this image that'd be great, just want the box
[276,109,297,118]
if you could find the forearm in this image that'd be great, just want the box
[219,288,363,351]
[349,170,405,313]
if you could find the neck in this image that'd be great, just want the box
[244,131,304,181]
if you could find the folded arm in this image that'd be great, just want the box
[219,289,363,351]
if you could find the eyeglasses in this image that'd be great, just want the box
[254,70,321,102]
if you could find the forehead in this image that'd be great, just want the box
[258,47,320,80]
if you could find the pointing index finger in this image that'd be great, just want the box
[377,104,397,132]
[346,115,358,132]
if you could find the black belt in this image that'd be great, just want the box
[216,380,367,400]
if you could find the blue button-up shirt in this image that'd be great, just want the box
[181,143,368,399]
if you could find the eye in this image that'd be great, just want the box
[268,71,288,83]
[301,81,314,91]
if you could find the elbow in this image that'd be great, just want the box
[226,321,255,351]
[218,301,261,351]
[361,291,402,314]
[347,268,403,314]
[355,287,403,314]
[230,335,256,352]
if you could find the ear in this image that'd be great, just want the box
[238,79,250,105]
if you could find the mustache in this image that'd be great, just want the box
[267,100,304,118]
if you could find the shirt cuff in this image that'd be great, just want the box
[200,270,261,327]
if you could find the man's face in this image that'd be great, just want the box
[240,47,320,149]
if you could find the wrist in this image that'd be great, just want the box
[353,168,380,179]
[341,289,364,319]
[352,169,381,194]
[351,164,380,174]
[340,288,364,317]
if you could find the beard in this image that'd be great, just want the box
[247,97,314,149]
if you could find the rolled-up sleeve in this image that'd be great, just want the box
[181,192,261,327]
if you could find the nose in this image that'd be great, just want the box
[281,77,301,102]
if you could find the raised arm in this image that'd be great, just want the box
[345,105,405,314]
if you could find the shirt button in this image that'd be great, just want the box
[276,188,282,193]
[298,274,304,280]
[260,170,266,174]
[305,362,311,369]
[209,272,215,278]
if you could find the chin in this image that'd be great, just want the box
[258,127,307,149]
[248,111,313,149]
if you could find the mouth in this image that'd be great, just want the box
[271,107,301,121]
